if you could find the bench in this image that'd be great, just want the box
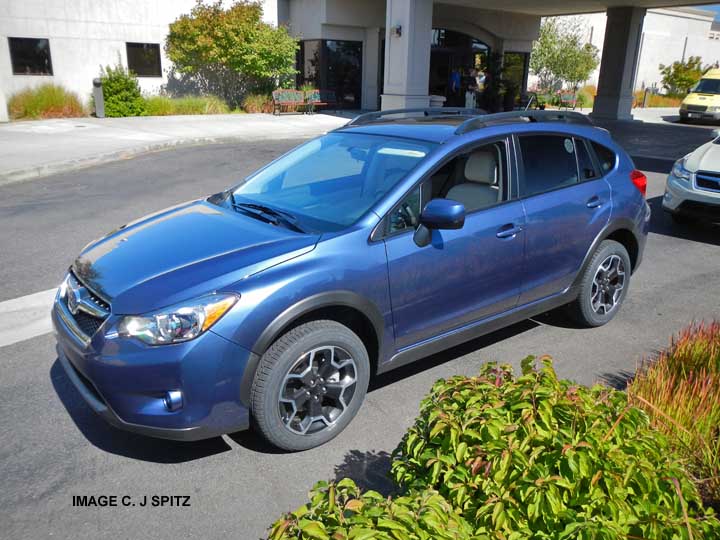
[272,89,306,115]
[304,89,338,113]
[559,92,577,110]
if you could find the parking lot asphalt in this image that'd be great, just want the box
[1,139,719,540]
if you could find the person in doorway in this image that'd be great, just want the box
[464,68,478,108]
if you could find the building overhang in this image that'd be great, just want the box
[438,0,718,17]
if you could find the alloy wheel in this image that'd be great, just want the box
[278,346,358,435]
[590,254,626,315]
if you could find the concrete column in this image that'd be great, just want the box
[591,7,646,121]
[363,27,382,110]
[381,0,432,110]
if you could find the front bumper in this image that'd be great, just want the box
[663,174,720,222]
[52,296,251,441]
[680,109,720,122]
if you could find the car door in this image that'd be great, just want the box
[516,134,611,305]
[382,137,526,351]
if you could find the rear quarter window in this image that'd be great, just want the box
[591,142,617,175]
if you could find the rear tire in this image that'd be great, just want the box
[567,240,631,327]
[250,320,370,451]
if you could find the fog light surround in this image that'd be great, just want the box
[164,390,183,412]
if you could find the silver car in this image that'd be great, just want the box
[663,129,720,223]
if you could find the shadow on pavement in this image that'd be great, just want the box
[368,319,539,393]
[50,359,232,463]
[597,369,636,390]
[646,195,720,246]
[333,449,396,496]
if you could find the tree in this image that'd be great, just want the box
[165,1,298,107]
[659,56,705,96]
[530,17,600,93]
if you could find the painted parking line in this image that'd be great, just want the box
[0,288,57,348]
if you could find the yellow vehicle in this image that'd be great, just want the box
[680,68,720,123]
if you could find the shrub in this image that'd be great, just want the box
[8,84,85,119]
[144,95,229,116]
[268,358,720,539]
[100,63,146,117]
[242,93,272,113]
[391,358,720,539]
[628,321,720,507]
[268,479,476,540]
[633,90,683,108]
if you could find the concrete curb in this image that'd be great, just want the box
[0,132,323,186]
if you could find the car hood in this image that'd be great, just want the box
[685,140,720,173]
[73,199,320,314]
[683,92,720,107]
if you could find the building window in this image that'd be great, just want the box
[8,37,53,75]
[296,40,362,109]
[126,42,162,77]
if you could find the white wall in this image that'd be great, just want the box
[533,7,720,93]
[0,0,277,115]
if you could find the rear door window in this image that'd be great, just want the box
[518,135,578,197]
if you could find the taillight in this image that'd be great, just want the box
[630,169,647,197]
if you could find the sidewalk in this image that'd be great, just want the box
[0,113,348,184]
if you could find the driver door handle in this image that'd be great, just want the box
[496,224,523,239]
[586,196,602,209]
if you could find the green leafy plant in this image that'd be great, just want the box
[99,63,146,117]
[8,84,86,119]
[144,95,229,116]
[659,56,706,96]
[165,0,298,108]
[391,358,720,539]
[242,92,272,113]
[629,321,720,508]
[268,479,476,540]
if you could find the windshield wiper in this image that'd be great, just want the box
[232,202,306,233]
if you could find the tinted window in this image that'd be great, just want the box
[233,133,435,231]
[518,135,578,197]
[592,142,616,175]
[575,138,598,181]
[8,37,53,75]
[126,43,161,77]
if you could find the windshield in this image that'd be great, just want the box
[692,78,720,95]
[231,132,436,231]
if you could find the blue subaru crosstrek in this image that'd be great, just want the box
[53,109,650,450]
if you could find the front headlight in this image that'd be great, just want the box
[709,106,720,113]
[117,293,238,345]
[670,156,692,182]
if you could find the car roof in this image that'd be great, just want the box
[334,109,606,145]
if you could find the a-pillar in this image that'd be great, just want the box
[380,0,433,110]
[591,7,646,121]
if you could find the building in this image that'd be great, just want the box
[544,6,720,93]
[1,0,718,123]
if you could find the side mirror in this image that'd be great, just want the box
[712,128,720,139]
[420,199,465,230]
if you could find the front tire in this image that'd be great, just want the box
[250,320,370,451]
[567,240,631,327]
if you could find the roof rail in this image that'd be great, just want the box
[455,110,593,135]
[347,107,487,127]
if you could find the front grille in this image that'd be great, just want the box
[64,271,111,340]
[696,171,720,192]
[686,104,708,112]
[72,310,105,337]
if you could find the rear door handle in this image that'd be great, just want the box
[586,196,602,209]
[496,224,523,239]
